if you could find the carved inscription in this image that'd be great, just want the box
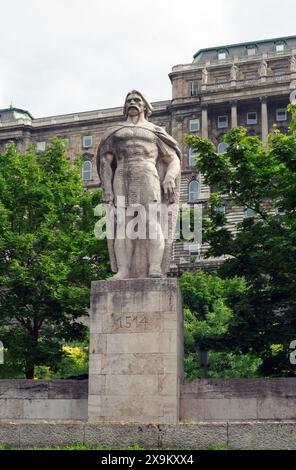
[114,314,149,329]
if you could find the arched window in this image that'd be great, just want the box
[82,160,92,181]
[217,142,229,154]
[188,180,200,203]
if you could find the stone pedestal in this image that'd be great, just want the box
[88,278,183,424]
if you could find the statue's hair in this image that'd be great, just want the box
[123,90,153,118]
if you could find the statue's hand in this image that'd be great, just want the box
[162,177,175,201]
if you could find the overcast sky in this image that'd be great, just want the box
[0,0,295,118]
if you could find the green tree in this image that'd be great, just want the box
[184,104,296,376]
[180,270,258,377]
[0,139,110,378]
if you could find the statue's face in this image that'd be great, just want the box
[125,93,146,117]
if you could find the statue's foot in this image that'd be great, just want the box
[148,270,164,278]
[110,271,130,280]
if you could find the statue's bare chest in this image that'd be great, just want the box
[113,126,157,146]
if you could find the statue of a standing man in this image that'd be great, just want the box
[97,90,181,280]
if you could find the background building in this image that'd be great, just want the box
[1,35,296,274]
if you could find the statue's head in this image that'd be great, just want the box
[123,90,153,119]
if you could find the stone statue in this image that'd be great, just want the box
[202,67,208,85]
[258,60,268,77]
[230,64,238,81]
[97,90,181,280]
[290,56,296,73]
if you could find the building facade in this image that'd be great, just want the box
[1,35,296,274]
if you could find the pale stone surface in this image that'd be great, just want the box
[89,354,103,374]
[89,334,107,354]
[0,423,20,447]
[101,312,162,334]
[19,422,85,447]
[228,421,296,450]
[88,375,106,395]
[181,398,257,421]
[106,331,176,354]
[88,395,102,418]
[3,378,296,423]
[105,375,159,396]
[84,423,160,448]
[158,374,178,396]
[0,399,24,419]
[98,90,181,280]
[257,397,296,419]
[100,353,166,375]
[98,395,164,419]
[162,423,228,449]
[88,278,183,424]
[2,421,296,449]
[23,399,87,420]
[180,378,296,421]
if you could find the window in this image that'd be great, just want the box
[189,81,198,96]
[188,243,201,256]
[247,112,257,125]
[244,207,256,218]
[82,161,92,181]
[216,203,226,214]
[274,69,286,77]
[245,73,257,80]
[276,108,287,122]
[189,119,200,132]
[83,135,93,148]
[218,49,227,60]
[275,42,285,52]
[247,46,257,56]
[217,142,229,154]
[189,180,200,203]
[217,115,228,129]
[188,147,196,167]
[36,141,46,154]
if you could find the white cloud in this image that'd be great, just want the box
[0,0,295,117]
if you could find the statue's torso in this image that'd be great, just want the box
[113,125,158,165]
[110,125,161,205]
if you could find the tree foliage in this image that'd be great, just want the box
[180,270,262,378]
[184,105,296,375]
[0,139,110,378]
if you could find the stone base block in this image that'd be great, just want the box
[88,278,183,424]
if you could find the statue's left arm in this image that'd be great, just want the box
[162,153,180,202]
[155,129,181,203]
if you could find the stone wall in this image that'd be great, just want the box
[1,421,296,449]
[0,380,88,420]
[1,378,296,422]
[181,378,296,421]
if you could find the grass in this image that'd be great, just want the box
[0,443,232,450]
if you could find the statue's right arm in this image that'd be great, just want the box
[100,152,114,203]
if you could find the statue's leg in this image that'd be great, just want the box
[111,212,134,280]
[148,219,165,278]
[110,239,130,280]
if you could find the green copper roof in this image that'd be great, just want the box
[193,34,296,62]
[0,106,33,120]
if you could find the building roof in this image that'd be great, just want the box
[0,106,33,120]
[193,34,296,62]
